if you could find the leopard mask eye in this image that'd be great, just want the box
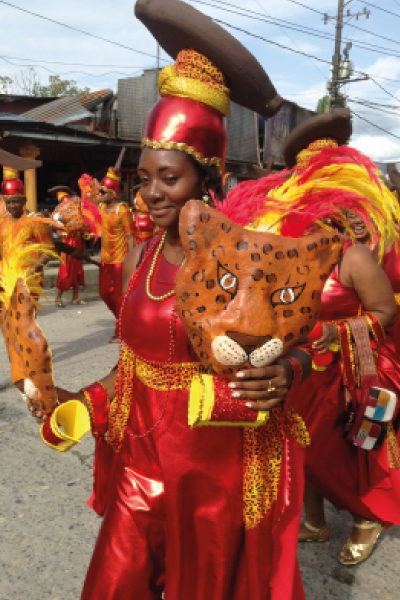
[217,262,238,299]
[270,284,305,309]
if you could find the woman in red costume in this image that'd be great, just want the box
[235,109,400,566]
[27,1,321,599]
[51,187,86,307]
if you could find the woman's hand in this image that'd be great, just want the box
[228,364,289,411]
[24,387,84,424]
[311,323,338,353]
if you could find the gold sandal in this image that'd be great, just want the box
[339,521,383,566]
[298,521,330,542]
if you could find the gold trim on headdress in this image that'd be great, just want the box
[141,137,223,173]
[3,167,19,181]
[159,64,230,116]
[296,138,338,169]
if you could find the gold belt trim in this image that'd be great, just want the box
[136,357,209,391]
[395,292,400,306]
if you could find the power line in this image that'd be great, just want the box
[352,110,400,141]
[213,17,332,65]
[0,0,166,62]
[347,98,400,118]
[369,76,400,104]
[251,0,327,79]
[0,55,151,69]
[284,0,324,15]
[361,1,400,19]
[190,0,400,62]
[0,56,143,79]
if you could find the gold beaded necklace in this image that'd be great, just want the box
[146,231,176,301]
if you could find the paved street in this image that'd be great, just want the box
[0,289,399,600]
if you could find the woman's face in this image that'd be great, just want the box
[344,210,370,242]
[137,148,203,230]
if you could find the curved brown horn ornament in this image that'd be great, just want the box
[134,0,283,118]
[282,108,352,169]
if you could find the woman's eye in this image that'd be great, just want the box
[270,284,305,308]
[138,176,148,184]
[217,263,238,298]
[164,175,178,183]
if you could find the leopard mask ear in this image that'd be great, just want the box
[175,200,343,379]
[1,278,57,414]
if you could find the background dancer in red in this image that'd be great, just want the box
[132,190,154,245]
[99,167,134,342]
[51,186,86,307]
[0,167,53,295]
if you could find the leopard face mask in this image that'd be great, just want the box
[52,197,88,235]
[175,200,343,379]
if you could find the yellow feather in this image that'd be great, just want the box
[0,228,57,309]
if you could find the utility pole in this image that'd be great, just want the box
[324,1,370,108]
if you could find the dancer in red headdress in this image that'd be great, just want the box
[0,167,53,295]
[50,187,86,307]
[99,167,134,342]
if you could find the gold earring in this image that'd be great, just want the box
[202,192,211,205]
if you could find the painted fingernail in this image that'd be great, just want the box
[245,402,252,408]
[236,372,245,378]
[228,382,237,389]
[231,392,241,398]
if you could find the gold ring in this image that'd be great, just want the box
[267,380,276,393]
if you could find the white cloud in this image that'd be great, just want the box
[350,135,400,162]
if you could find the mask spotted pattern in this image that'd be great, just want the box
[1,278,57,414]
[175,200,343,379]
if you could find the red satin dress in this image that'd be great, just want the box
[81,246,306,600]
[56,234,85,292]
[291,244,400,524]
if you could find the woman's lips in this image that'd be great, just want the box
[150,206,171,217]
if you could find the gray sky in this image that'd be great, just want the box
[1,0,400,161]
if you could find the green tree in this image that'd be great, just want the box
[316,94,346,114]
[0,76,13,94]
[37,74,90,97]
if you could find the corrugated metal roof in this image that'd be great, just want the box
[22,96,93,126]
[80,89,113,110]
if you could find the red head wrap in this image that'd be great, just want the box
[2,166,25,198]
[101,167,121,198]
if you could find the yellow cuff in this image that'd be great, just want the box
[189,374,269,427]
[40,400,91,453]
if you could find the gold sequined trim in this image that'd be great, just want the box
[108,345,136,451]
[395,292,400,306]
[159,64,230,116]
[136,357,208,391]
[107,344,209,450]
[296,138,339,169]
[141,137,223,174]
[387,422,400,470]
[243,406,309,530]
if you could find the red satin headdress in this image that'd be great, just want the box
[2,166,25,198]
[101,167,121,198]
[142,49,229,173]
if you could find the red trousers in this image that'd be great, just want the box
[99,262,123,324]
[56,237,85,292]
